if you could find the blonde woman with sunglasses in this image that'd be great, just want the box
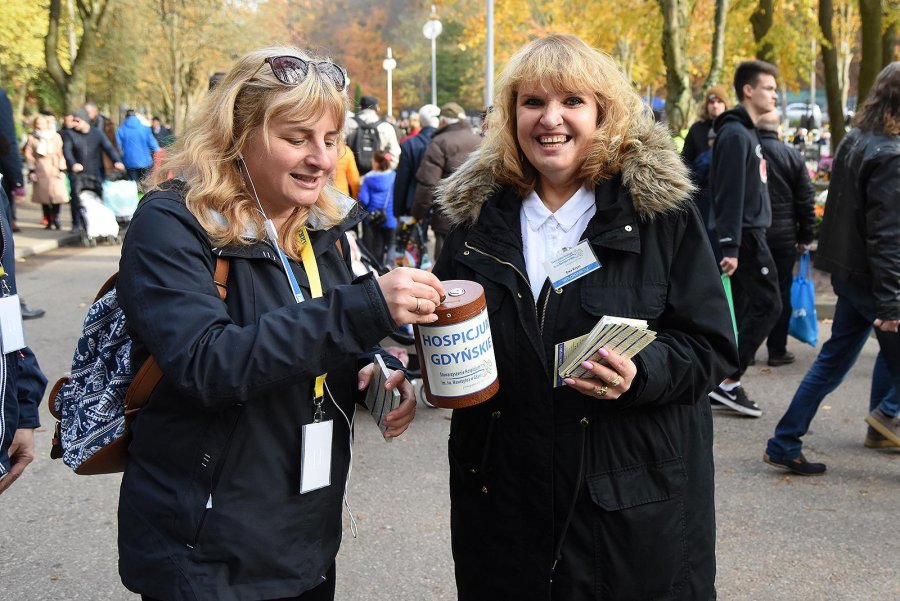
[116,47,445,601]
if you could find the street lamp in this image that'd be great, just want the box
[422,5,442,106]
[383,47,397,118]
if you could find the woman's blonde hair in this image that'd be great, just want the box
[479,34,648,196]
[146,46,350,259]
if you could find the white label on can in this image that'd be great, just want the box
[418,308,498,398]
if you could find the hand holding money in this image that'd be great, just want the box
[562,347,637,400]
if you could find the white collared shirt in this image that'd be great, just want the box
[520,185,596,301]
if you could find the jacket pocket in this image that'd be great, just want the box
[174,409,243,549]
[581,282,667,321]
[448,408,502,496]
[585,457,688,599]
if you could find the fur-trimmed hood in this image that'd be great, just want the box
[435,117,695,227]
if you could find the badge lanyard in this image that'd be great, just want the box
[271,226,327,421]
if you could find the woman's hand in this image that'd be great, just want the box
[562,347,637,400]
[357,362,417,438]
[376,267,446,326]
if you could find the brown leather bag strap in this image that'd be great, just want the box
[213,255,229,300]
[124,256,229,414]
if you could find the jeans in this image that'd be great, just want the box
[766,277,900,459]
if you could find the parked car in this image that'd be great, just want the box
[785,103,823,129]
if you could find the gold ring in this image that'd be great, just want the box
[594,385,608,397]
[414,297,421,314]
[609,375,622,387]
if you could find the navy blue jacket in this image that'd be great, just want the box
[392,125,436,216]
[0,90,23,191]
[117,185,404,599]
[0,186,47,477]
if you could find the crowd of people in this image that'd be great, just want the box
[0,33,897,601]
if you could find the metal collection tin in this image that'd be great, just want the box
[414,280,500,409]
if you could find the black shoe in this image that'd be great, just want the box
[20,303,45,320]
[709,384,762,417]
[767,351,795,366]
[763,452,826,475]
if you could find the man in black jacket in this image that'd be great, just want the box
[708,60,781,416]
[62,108,124,231]
[765,62,900,474]
[757,110,816,366]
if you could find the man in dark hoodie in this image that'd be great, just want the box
[708,59,781,416]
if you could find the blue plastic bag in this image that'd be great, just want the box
[788,251,818,346]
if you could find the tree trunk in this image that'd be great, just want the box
[857,0,882,106]
[819,0,847,150]
[44,0,115,111]
[884,21,897,65]
[705,0,729,89]
[658,0,693,134]
[750,0,775,63]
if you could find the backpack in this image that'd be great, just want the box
[350,116,384,176]
[49,257,229,474]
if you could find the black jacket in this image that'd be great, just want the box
[432,120,737,600]
[116,187,402,600]
[758,130,816,250]
[62,126,121,183]
[815,128,900,321]
[681,118,714,166]
[711,105,772,257]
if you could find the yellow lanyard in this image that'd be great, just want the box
[299,227,327,403]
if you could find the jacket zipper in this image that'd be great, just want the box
[463,241,557,337]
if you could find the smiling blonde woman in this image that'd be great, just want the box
[432,34,738,601]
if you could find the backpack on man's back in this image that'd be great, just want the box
[349,116,384,176]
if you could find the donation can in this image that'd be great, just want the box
[414,280,499,409]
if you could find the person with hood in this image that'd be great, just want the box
[431,34,737,601]
[708,59,781,417]
[117,47,445,600]
[392,103,439,217]
[682,84,730,166]
[116,109,160,184]
[358,150,397,264]
[764,62,900,475]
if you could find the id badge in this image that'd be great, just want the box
[300,419,333,494]
[0,294,25,353]
[543,240,601,291]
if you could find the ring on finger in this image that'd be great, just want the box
[414,297,421,314]
[609,375,622,387]
[594,385,608,397]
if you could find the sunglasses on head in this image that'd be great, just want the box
[264,56,347,92]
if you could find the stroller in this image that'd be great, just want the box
[76,174,121,246]
[346,230,427,400]
[393,216,431,269]
[101,172,140,225]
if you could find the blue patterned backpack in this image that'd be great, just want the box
[49,258,229,474]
